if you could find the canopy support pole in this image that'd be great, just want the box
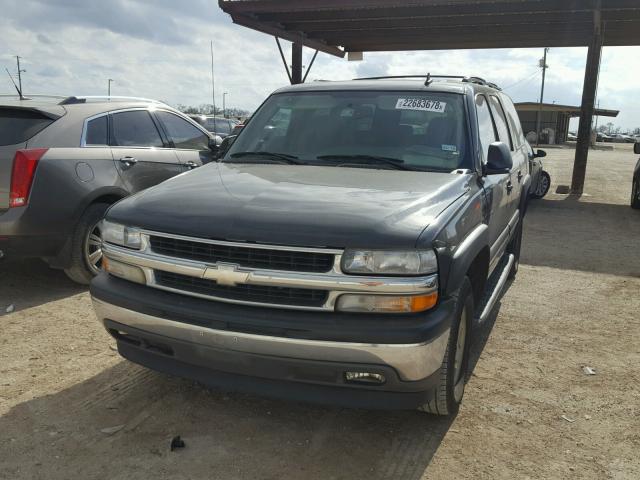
[571,6,603,194]
[291,42,303,84]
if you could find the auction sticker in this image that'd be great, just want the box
[395,98,446,113]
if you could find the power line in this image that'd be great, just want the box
[502,69,540,90]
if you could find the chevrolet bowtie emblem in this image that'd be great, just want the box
[202,263,250,287]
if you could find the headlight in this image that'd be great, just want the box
[101,220,142,249]
[341,249,437,275]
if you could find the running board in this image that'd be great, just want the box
[475,253,515,323]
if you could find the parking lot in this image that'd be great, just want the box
[1,146,639,479]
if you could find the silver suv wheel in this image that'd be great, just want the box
[84,221,103,274]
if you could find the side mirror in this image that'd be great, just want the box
[208,136,221,152]
[485,142,513,175]
[634,142,640,155]
[217,135,237,159]
[534,149,547,158]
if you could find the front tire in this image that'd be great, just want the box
[507,217,523,280]
[419,277,474,416]
[531,171,550,199]
[64,203,110,285]
[631,179,640,209]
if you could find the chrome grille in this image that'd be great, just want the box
[149,235,334,273]
[154,270,329,308]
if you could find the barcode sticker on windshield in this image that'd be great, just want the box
[395,98,446,113]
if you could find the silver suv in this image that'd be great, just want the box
[0,95,218,283]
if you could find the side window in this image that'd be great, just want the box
[475,95,498,163]
[111,110,164,147]
[85,116,108,145]
[156,111,209,150]
[489,95,513,150]
[214,119,231,135]
[500,94,525,149]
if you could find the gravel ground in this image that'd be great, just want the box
[1,145,639,479]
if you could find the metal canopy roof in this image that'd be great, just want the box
[515,102,619,117]
[219,0,640,57]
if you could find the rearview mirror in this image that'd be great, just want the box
[634,142,640,154]
[485,142,513,175]
[534,149,547,158]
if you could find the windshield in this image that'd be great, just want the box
[225,91,470,171]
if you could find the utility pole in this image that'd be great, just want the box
[223,92,228,118]
[210,40,216,116]
[108,78,114,97]
[535,47,549,146]
[15,56,25,100]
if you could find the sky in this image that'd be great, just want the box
[1,0,639,131]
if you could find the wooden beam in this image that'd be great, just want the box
[571,9,603,194]
[229,14,345,57]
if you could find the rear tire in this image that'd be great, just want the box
[419,277,474,416]
[631,179,640,209]
[64,203,110,285]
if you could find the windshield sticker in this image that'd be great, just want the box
[395,98,446,113]
[442,144,457,152]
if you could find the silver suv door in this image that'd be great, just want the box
[153,110,214,167]
[108,109,184,193]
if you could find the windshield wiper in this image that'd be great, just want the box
[316,154,412,171]
[228,151,304,165]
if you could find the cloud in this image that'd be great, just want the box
[1,0,639,129]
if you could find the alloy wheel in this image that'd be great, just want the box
[84,221,103,274]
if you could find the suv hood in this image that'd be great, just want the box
[108,163,470,248]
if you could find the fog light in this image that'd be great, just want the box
[336,292,438,313]
[344,372,386,385]
[103,257,146,284]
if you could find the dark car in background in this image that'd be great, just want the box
[188,115,238,138]
[0,95,218,283]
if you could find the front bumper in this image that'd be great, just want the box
[91,274,454,409]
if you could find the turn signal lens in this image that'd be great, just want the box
[103,257,146,284]
[336,292,438,313]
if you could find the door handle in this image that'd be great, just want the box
[506,181,513,194]
[119,156,138,166]
[185,161,198,169]
[517,170,523,182]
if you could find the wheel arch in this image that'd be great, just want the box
[444,224,490,303]
[47,187,129,269]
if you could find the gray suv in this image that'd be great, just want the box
[0,95,217,283]
[91,76,531,414]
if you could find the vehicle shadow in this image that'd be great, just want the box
[0,300,507,480]
[522,196,640,277]
[0,259,85,314]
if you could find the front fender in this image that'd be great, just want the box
[443,224,489,297]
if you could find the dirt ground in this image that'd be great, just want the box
[1,145,639,480]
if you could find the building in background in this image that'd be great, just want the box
[515,102,619,145]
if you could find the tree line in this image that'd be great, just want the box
[174,103,251,119]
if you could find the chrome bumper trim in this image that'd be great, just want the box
[93,298,449,382]
[102,243,438,311]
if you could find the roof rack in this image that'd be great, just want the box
[353,74,501,90]
[58,96,167,105]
